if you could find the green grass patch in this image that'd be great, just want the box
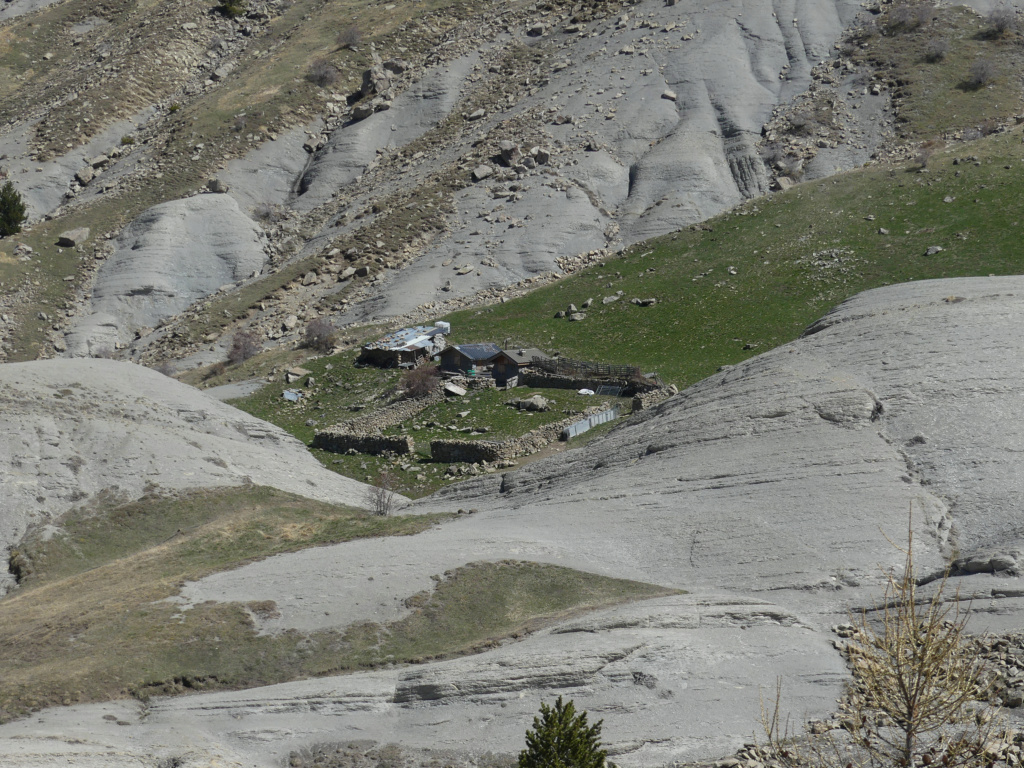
[230,348,405,444]
[388,386,627,446]
[0,485,447,719]
[337,560,680,667]
[0,487,673,719]
[441,130,1024,390]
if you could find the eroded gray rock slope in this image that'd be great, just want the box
[314,0,862,320]
[65,195,267,356]
[7,276,1024,768]
[58,0,874,354]
[0,358,371,594]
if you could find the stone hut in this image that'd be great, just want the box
[491,348,551,387]
[358,322,449,368]
[439,343,501,375]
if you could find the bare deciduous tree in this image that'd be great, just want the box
[228,329,261,365]
[762,513,999,768]
[366,468,397,517]
[967,59,998,89]
[303,317,338,354]
[988,7,1016,36]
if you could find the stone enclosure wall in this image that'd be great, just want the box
[520,370,665,396]
[311,433,415,455]
[312,389,442,455]
[631,385,678,411]
[430,406,606,464]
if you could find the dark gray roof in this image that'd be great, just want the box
[452,343,501,362]
[500,348,550,365]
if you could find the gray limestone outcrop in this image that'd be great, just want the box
[89,275,1024,767]
[293,54,480,212]
[64,195,267,356]
[0,358,372,594]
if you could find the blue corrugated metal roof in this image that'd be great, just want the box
[454,343,501,361]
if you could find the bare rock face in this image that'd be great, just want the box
[18,276,1019,768]
[64,195,266,356]
[0,359,371,594]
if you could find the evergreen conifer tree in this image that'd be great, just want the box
[0,181,28,238]
[518,696,609,768]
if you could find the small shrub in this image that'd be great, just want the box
[400,364,440,399]
[519,697,609,768]
[366,468,397,517]
[889,3,921,30]
[966,58,998,88]
[307,58,339,88]
[206,360,228,379]
[0,180,28,238]
[168,103,181,113]
[227,329,260,365]
[303,317,338,353]
[337,24,362,50]
[988,6,1016,35]
[120,135,135,146]
[217,0,246,18]
[923,37,948,62]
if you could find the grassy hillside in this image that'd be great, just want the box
[0,486,673,720]
[442,129,1024,389]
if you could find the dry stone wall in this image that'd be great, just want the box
[331,389,443,434]
[430,406,606,464]
[313,389,442,456]
[520,370,663,396]
[631,385,678,412]
[311,433,415,456]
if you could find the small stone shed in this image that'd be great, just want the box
[439,342,501,374]
[358,322,449,368]
[491,348,551,386]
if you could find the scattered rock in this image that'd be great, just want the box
[207,178,230,193]
[56,227,89,248]
[472,165,493,181]
[925,246,944,256]
[498,141,522,166]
